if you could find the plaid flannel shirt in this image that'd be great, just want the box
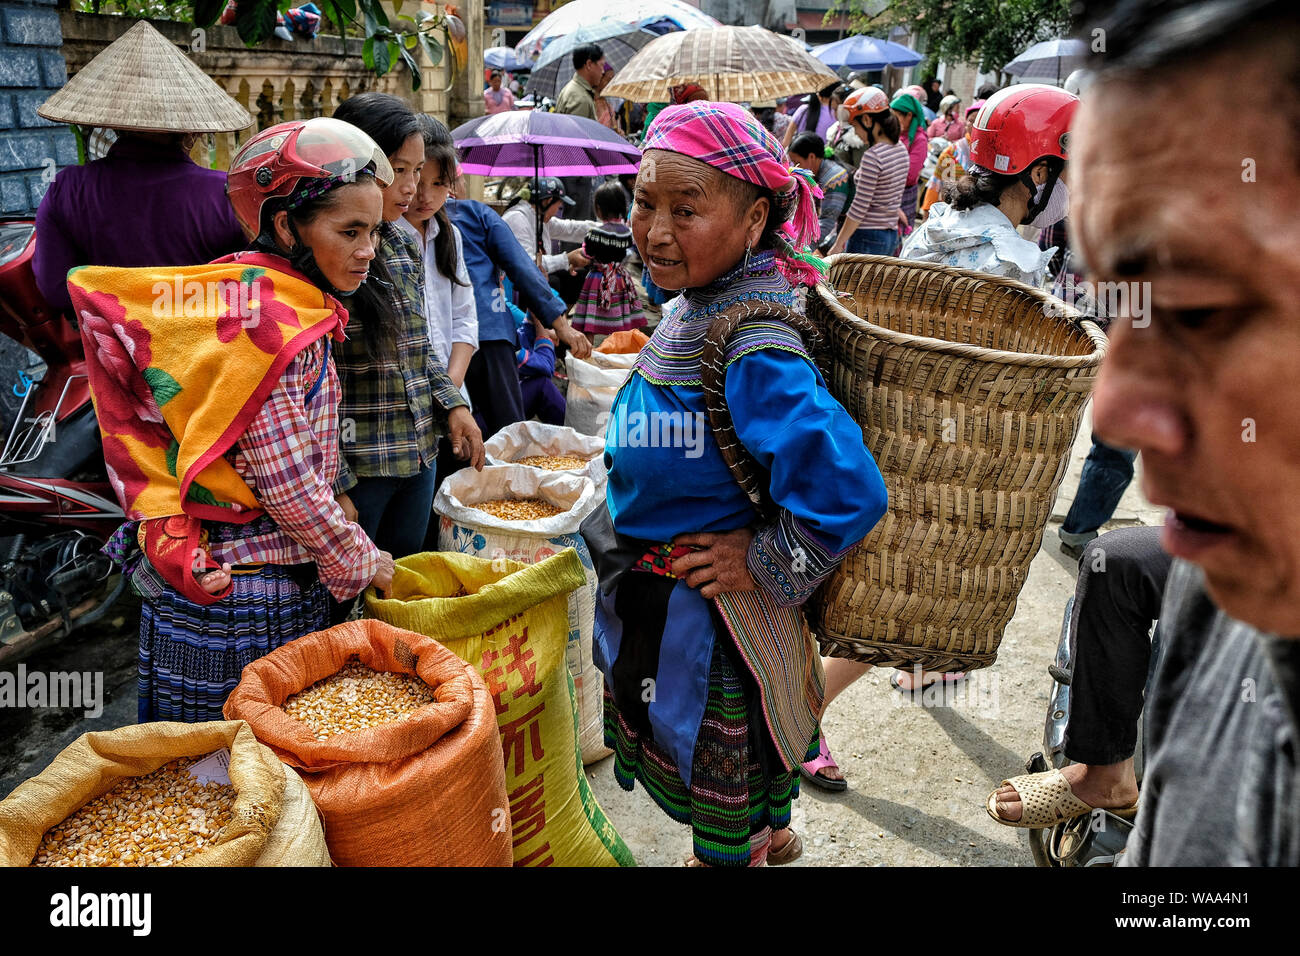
[334,220,468,482]
[211,337,381,601]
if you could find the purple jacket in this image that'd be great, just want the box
[34,137,246,311]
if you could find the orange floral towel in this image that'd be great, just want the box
[68,253,346,603]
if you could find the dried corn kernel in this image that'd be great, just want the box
[472,497,564,521]
[282,657,434,740]
[514,454,590,471]
[33,756,235,867]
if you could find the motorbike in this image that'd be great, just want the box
[0,217,125,662]
[1022,595,1157,866]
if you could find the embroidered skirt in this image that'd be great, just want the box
[138,564,327,723]
[602,565,816,867]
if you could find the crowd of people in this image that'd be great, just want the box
[24,0,1300,869]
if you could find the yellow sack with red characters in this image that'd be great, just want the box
[367,549,634,867]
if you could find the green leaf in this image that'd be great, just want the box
[362,0,389,33]
[142,367,183,407]
[373,37,393,75]
[235,0,279,46]
[362,35,376,71]
[420,34,443,69]
[385,39,401,76]
[398,43,421,90]
[192,0,226,27]
[186,482,222,507]
[331,0,356,19]
[165,441,179,478]
[403,32,417,50]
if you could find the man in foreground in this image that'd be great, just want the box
[1073,0,1300,865]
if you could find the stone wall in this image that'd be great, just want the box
[0,0,76,215]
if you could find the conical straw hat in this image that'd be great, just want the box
[37,20,251,133]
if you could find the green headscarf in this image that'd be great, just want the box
[890,92,925,142]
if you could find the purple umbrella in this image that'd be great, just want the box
[451,110,641,178]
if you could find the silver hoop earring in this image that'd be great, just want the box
[743,238,753,274]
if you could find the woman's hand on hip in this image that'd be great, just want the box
[448,406,485,470]
[671,528,758,600]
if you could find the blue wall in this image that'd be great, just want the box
[0,0,76,217]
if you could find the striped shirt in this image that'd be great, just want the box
[846,141,910,230]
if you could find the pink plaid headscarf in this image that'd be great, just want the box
[642,101,822,286]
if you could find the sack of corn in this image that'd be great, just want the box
[0,720,330,867]
[223,618,512,867]
[435,465,608,764]
[483,420,607,490]
[564,353,631,437]
[367,549,635,867]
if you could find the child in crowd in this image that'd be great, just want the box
[512,301,566,426]
[570,181,645,338]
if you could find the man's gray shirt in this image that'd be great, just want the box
[1121,559,1300,865]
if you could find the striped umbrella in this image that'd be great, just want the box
[602,25,838,104]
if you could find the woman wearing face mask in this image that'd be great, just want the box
[900,84,1079,287]
[826,87,910,257]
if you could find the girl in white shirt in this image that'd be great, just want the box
[399,115,477,397]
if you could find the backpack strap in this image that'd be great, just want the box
[699,299,825,521]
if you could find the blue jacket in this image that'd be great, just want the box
[447,198,567,343]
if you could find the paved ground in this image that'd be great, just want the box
[0,406,1162,867]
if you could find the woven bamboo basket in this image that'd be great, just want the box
[807,254,1107,670]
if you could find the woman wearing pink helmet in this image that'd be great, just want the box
[76,117,397,722]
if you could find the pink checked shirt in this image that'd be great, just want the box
[208,335,381,600]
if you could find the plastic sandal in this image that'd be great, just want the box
[799,736,848,792]
[767,830,803,866]
[986,769,1138,829]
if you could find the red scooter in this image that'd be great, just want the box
[0,217,125,662]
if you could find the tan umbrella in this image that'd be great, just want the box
[602,24,838,104]
[37,20,251,133]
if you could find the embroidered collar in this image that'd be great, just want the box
[633,249,797,386]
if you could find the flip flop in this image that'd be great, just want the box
[889,670,967,697]
[799,736,848,792]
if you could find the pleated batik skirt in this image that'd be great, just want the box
[603,602,816,867]
[138,564,328,723]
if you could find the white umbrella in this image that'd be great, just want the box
[1003,38,1088,84]
[514,0,720,60]
[526,21,661,101]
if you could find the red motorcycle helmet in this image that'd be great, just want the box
[968,83,1079,175]
[226,117,394,239]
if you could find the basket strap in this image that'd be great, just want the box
[700,300,824,521]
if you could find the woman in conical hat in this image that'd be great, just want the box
[34,20,252,312]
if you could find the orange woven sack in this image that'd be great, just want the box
[223,618,511,867]
[595,329,649,354]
